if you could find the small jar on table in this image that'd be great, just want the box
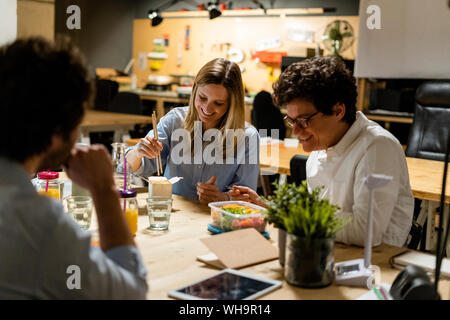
[36,171,62,202]
[119,189,139,236]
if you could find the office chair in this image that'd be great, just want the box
[109,92,143,115]
[94,79,119,111]
[289,155,309,185]
[251,90,286,140]
[109,92,149,139]
[405,80,450,251]
[253,91,287,195]
[406,81,450,161]
[90,79,120,152]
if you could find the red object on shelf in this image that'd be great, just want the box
[251,51,287,64]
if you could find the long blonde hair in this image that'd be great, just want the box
[184,58,245,155]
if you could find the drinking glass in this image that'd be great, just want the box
[147,197,173,230]
[66,196,93,230]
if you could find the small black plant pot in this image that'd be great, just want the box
[284,234,335,288]
[278,228,287,267]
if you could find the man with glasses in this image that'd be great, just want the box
[231,56,414,248]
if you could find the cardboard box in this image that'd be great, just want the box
[148,176,172,198]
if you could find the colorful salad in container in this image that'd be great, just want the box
[210,202,267,233]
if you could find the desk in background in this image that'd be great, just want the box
[80,110,153,144]
[134,88,189,121]
[96,68,133,91]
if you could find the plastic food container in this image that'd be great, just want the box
[208,201,267,233]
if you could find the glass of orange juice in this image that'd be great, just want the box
[119,189,139,236]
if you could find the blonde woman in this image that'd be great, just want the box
[126,58,260,203]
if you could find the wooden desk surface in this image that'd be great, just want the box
[125,194,449,300]
[259,143,309,175]
[81,110,153,128]
[407,157,450,203]
[366,114,414,124]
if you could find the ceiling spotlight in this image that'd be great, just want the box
[148,9,163,26]
[207,2,222,19]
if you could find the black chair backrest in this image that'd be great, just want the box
[251,90,286,140]
[109,92,143,115]
[289,155,308,185]
[406,81,450,161]
[94,79,119,111]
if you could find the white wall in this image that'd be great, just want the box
[0,0,17,46]
[355,0,450,79]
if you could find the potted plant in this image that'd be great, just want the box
[263,180,306,266]
[264,180,347,288]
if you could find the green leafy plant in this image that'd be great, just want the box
[262,180,348,240]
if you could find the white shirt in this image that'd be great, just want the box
[306,111,414,247]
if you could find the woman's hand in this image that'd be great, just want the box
[136,136,163,159]
[228,185,267,208]
[197,176,229,204]
[127,136,163,172]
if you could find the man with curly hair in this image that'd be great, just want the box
[0,37,147,299]
[232,56,414,248]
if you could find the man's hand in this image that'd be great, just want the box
[65,144,134,251]
[64,144,116,194]
[228,185,267,208]
[197,176,228,204]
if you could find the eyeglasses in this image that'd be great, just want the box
[284,111,320,129]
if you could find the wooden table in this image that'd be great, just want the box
[123,194,449,300]
[366,114,414,124]
[260,143,309,176]
[80,110,153,144]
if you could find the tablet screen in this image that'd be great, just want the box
[172,270,279,300]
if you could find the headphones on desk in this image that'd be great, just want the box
[389,265,440,300]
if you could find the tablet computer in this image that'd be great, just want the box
[168,269,282,300]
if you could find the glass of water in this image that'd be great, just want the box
[66,196,93,230]
[146,197,173,231]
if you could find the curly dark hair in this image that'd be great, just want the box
[0,36,94,163]
[272,56,357,124]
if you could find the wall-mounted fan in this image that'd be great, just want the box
[322,20,354,57]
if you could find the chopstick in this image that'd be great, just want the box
[131,172,151,184]
[151,111,163,176]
